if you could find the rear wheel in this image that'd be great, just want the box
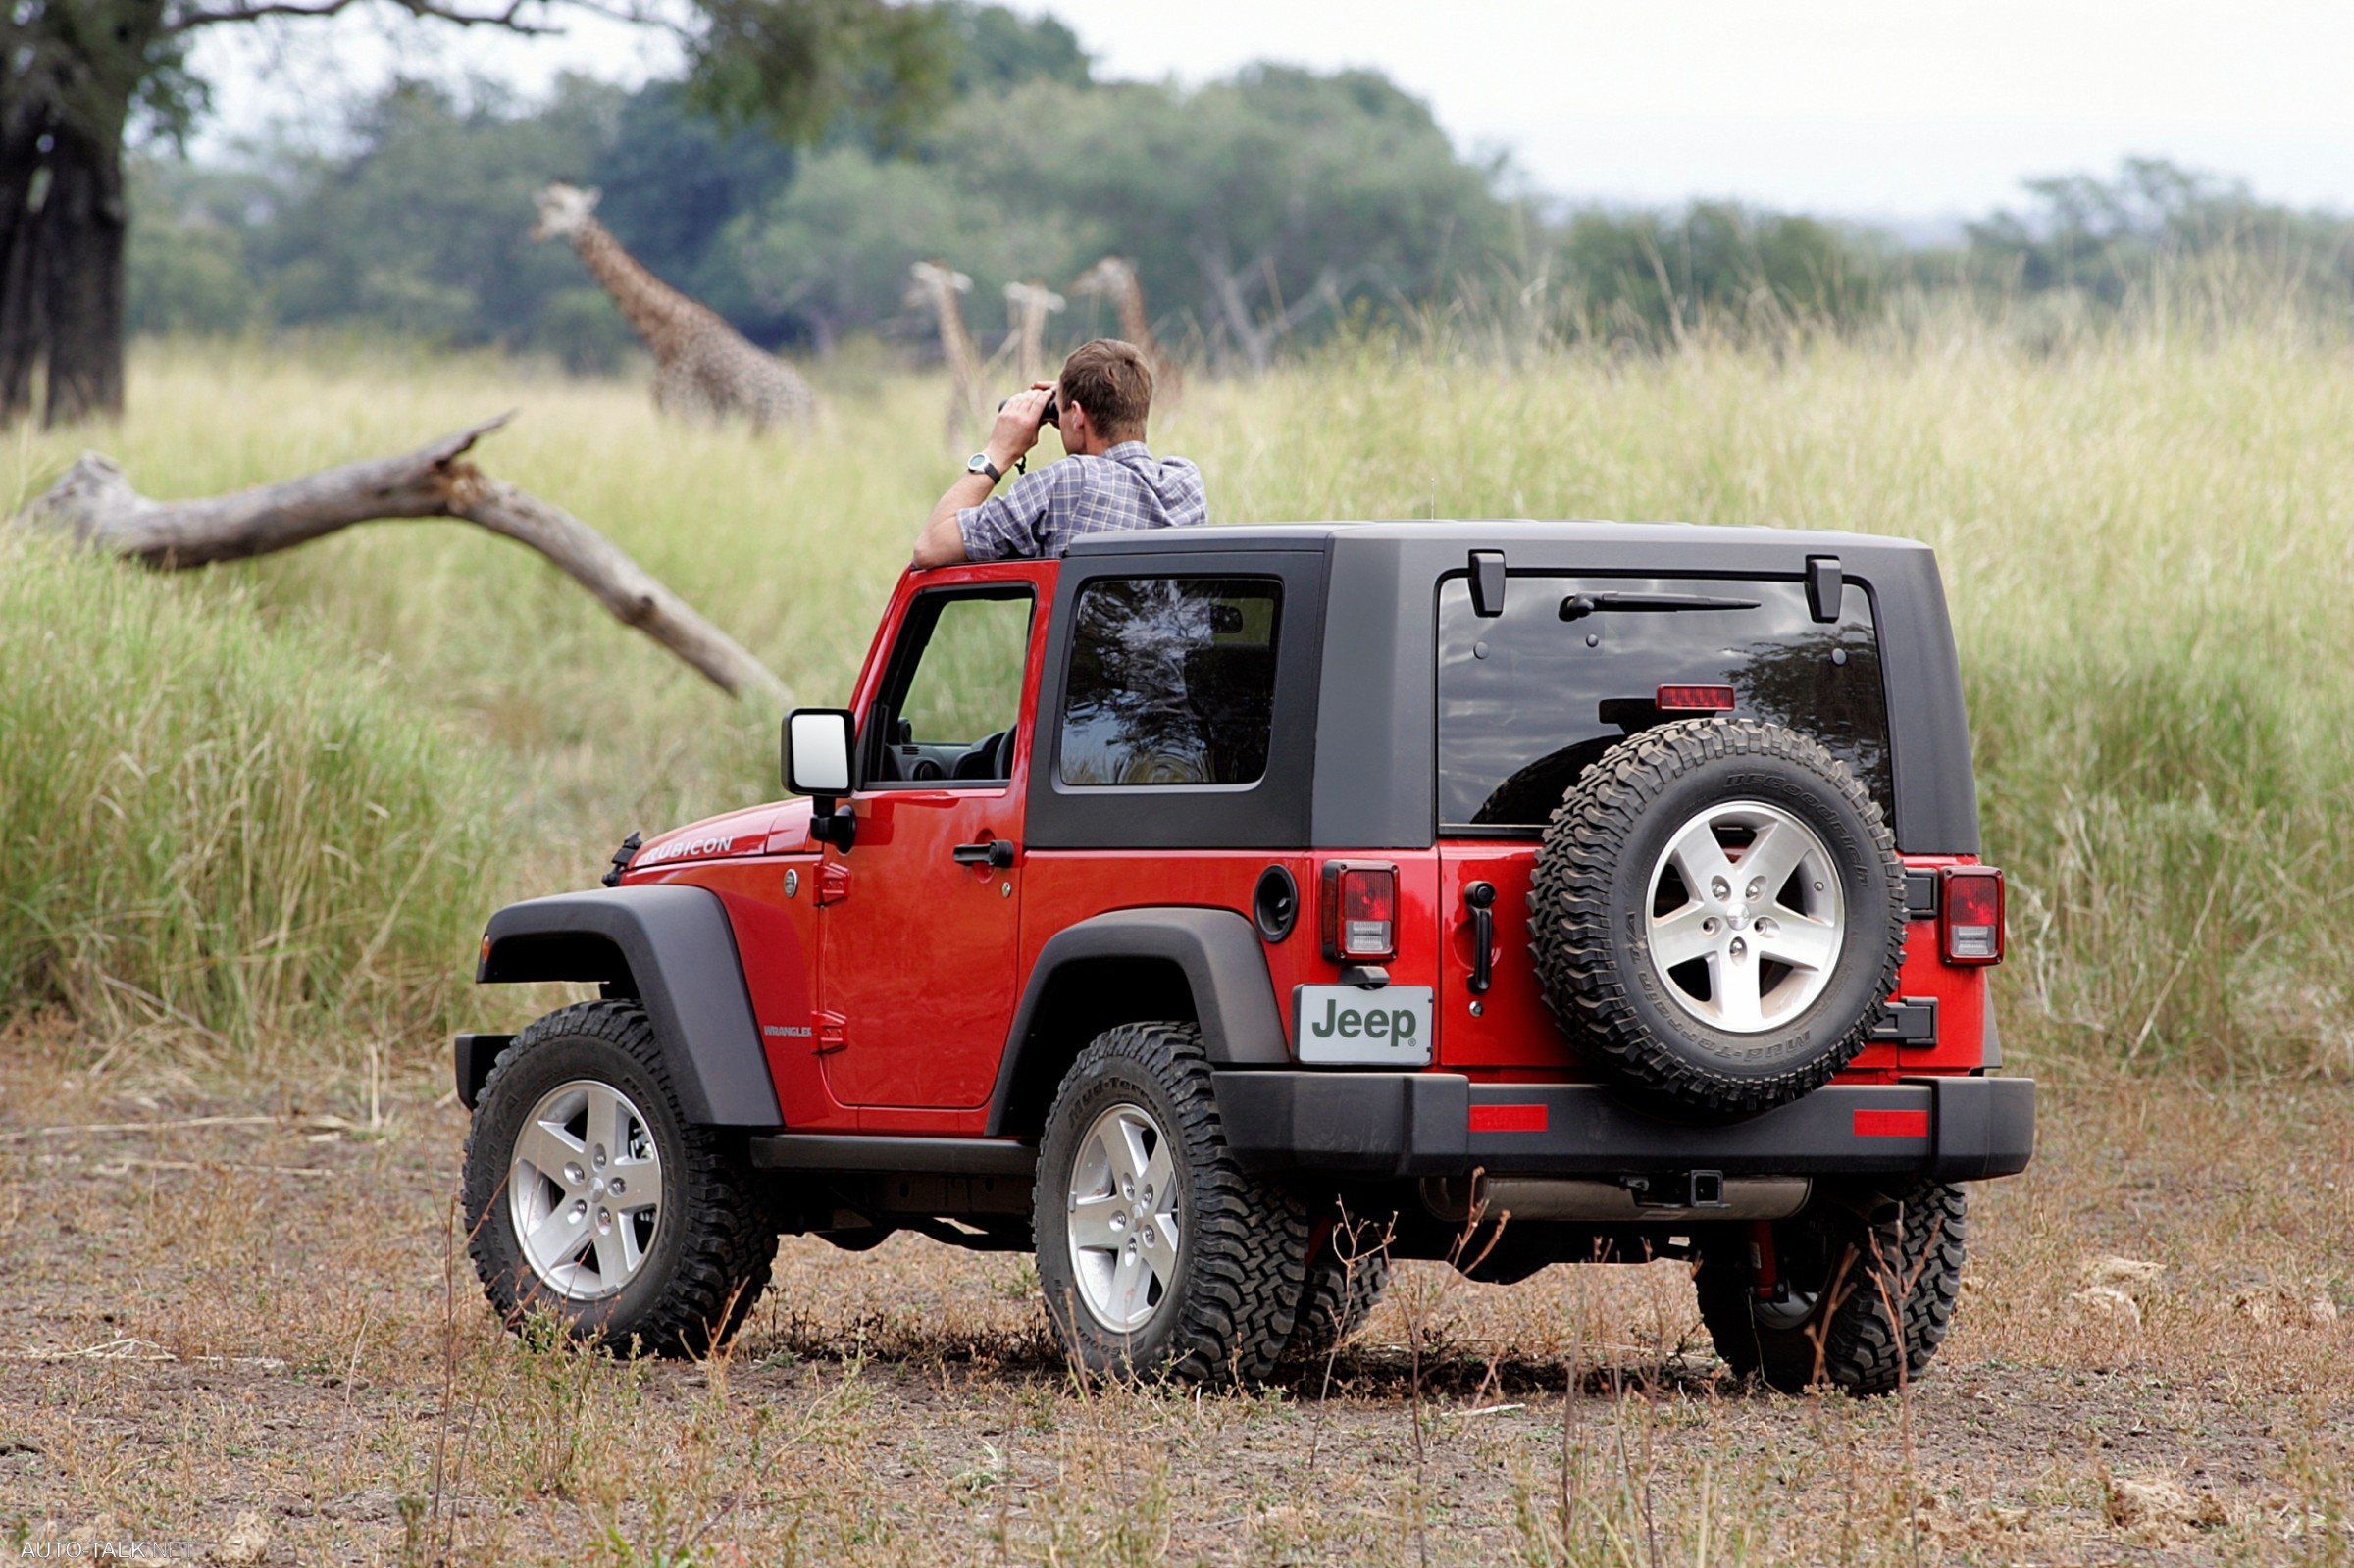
[1033,1022,1308,1385]
[1695,1180,1967,1394]
[1282,1238,1391,1362]
[463,1001,777,1356]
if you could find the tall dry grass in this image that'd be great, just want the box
[0,532,503,1068]
[5,318,2351,1076]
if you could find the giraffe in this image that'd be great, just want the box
[905,261,987,451]
[531,182,815,433]
[1070,255,1183,403]
[999,280,1066,388]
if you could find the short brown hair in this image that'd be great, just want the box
[1057,338,1153,441]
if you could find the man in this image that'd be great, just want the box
[911,337,1204,566]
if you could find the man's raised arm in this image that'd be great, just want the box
[912,385,1055,568]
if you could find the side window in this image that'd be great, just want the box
[869,589,1034,786]
[1059,577,1281,787]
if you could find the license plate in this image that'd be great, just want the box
[1294,985,1434,1066]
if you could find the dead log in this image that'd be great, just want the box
[16,415,791,705]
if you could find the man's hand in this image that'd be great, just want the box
[913,382,1059,569]
[983,382,1056,476]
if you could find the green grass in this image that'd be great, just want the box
[0,531,506,1067]
[6,322,2351,1075]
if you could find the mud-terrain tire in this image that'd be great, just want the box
[1034,1022,1309,1386]
[1694,1180,1967,1395]
[464,1000,778,1357]
[1282,1235,1392,1362]
[1527,717,1906,1118]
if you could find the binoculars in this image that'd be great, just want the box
[998,391,1059,426]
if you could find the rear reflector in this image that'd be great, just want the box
[1657,683,1737,711]
[1321,861,1399,963]
[1854,1108,1930,1138]
[1469,1103,1549,1134]
[1940,866,2005,965]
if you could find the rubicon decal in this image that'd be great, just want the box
[634,832,753,867]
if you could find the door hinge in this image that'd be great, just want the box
[817,862,851,905]
[813,1011,848,1054]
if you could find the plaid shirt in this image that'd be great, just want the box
[957,441,1207,561]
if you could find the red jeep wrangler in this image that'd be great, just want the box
[457,523,2032,1393]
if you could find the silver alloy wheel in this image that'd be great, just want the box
[1064,1101,1182,1333]
[507,1078,665,1301]
[1644,800,1846,1034]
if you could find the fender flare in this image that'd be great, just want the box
[984,906,1287,1138]
[477,885,782,1127]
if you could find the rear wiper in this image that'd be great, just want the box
[1559,592,1762,621]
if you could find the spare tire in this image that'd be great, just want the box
[1527,717,1905,1118]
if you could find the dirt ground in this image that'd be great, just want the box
[3,1020,2348,1567]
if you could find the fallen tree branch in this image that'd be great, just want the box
[17,415,790,704]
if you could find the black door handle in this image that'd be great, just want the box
[953,838,1016,869]
[1465,881,1496,994]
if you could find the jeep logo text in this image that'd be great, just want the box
[1306,995,1419,1042]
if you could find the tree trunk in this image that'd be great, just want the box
[37,113,128,424]
[1,1,148,428]
[0,97,52,423]
[16,416,793,705]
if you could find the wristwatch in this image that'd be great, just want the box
[965,452,1002,483]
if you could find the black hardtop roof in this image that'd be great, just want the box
[1038,517,1976,856]
[1063,519,1934,566]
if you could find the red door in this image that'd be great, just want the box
[815,581,1042,1109]
[816,787,1026,1107]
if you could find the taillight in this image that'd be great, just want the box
[1320,861,1398,963]
[1656,683,1736,712]
[1940,866,2004,965]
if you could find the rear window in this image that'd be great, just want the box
[1059,576,1282,786]
[1437,575,1892,832]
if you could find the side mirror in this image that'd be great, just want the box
[782,708,859,849]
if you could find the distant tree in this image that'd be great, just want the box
[731,148,1007,355]
[578,0,1098,348]
[945,0,1088,96]
[720,66,1518,367]
[248,76,628,348]
[1554,202,1885,347]
[730,66,1108,360]
[681,0,951,148]
[1966,156,2354,307]
[0,0,956,427]
[582,82,801,342]
[929,67,1516,370]
[124,154,273,336]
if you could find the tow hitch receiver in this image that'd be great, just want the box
[1624,1170,1727,1209]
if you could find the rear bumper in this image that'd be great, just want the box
[1211,1072,2034,1184]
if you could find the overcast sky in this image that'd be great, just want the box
[191,0,2354,222]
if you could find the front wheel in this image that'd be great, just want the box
[1694,1179,1967,1394]
[1033,1022,1308,1385]
[463,1001,778,1356]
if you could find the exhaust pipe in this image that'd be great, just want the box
[1420,1173,1811,1224]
